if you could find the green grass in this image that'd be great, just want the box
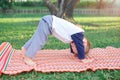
[0,14,120,80]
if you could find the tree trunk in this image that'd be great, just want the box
[96,0,104,9]
[43,0,80,21]
[43,0,58,15]
[56,0,65,17]
[65,0,79,19]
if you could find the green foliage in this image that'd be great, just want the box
[14,1,45,7]
[0,14,120,80]
[14,1,97,8]
[0,0,12,10]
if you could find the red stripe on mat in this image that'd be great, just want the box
[0,42,8,51]
[1,46,120,75]
[0,42,13,75]
[0,44,11,61]
[0,46,12,71]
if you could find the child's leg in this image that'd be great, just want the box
[22,15,53,66]
[24,19,52,58]
[22,15,52,52]
[23,38,33,50]
[21,38,33,55]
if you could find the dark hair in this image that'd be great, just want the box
[84,37,91,54]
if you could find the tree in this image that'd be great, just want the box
[0,0,13,13]
[43,0,80,20]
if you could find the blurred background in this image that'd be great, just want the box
[0,0,120,18]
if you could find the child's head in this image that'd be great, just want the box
[70,37,90,56]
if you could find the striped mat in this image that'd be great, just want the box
[0,42,120,75]
[0,42,14,75]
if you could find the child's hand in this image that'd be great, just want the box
[81,58,94,63]
[74,54,78,57]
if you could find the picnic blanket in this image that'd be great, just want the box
[0,42,120,75]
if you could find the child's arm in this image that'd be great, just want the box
[74,54,93,63]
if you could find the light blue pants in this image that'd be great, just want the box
[23,15,53,58]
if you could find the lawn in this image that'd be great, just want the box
[0,14,120,80]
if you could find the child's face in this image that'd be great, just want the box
[70,38,88,56]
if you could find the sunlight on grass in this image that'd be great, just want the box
[0,18,40,23]
[75,17,120,22]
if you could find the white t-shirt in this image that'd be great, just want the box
[52,15,84,43]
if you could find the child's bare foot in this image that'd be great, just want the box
[21,47,26,54]
[21,47,36,67]
[81,59,94,63]
[23,54,36,67]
